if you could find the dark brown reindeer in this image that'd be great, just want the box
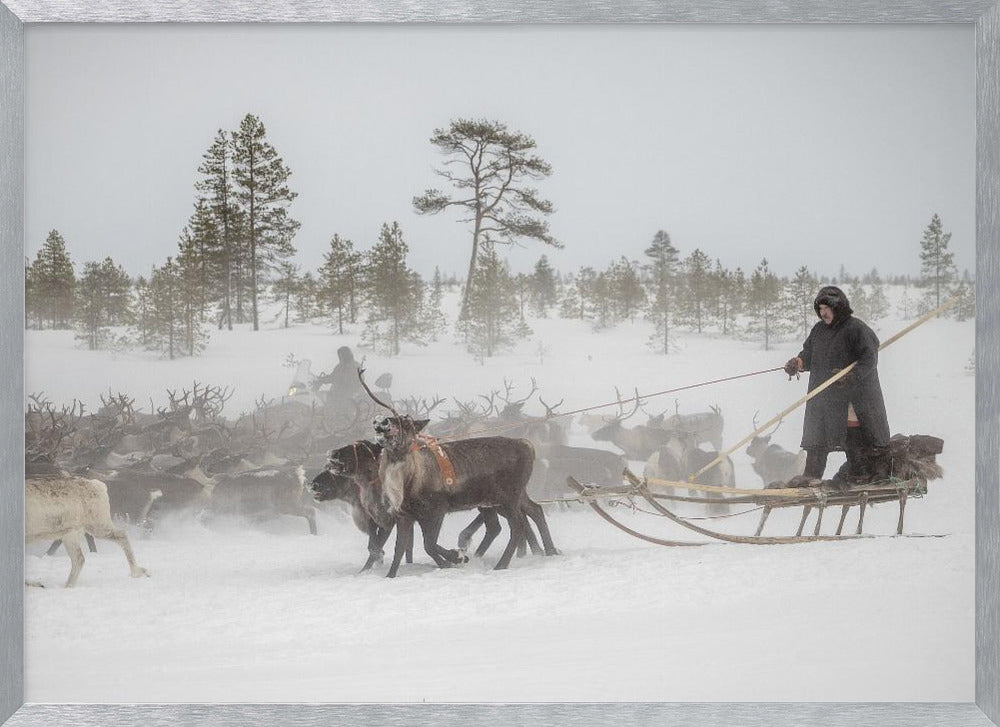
[360,371,558,577]
[313,441,417,572]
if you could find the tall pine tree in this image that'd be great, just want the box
[29,230,75,329]
[363,222,424,356]
[319,234,361,334]
[231,113,300,331]
[196,129,238,330]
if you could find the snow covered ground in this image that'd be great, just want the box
[23,292,975,702]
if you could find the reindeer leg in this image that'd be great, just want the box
[795,506,812,537]
[62,532,86,588]
[457,511,486,552]
[361,522,389,572]
[91,522,148,579]
[897,493,908,535]
[85,533,97,553]
[386,516,413,578]
[521,496,559,556]
[754,507,772,537]
[521,513,543,556]
[474,509,503,558]
[835,505,851,535]
[494,505,525,570]
[45,539,62,556]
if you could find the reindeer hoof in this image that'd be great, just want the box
[25,580,44,588]
[132,568,150,579]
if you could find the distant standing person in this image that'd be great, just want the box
[782,286,891,483]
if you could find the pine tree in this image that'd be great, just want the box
[74,262,108,350]
[132,275,153,348]
[318,234,361,334]
[186,199,220,322]
[421,266,449,341]
[30,230,75,329]
[413,118,560,319]
[677,248,711,333]
[231,113,300,331]
[951,269,976,321]
[363,222,425,356]
[176,236,209,356]
[148,258,183,360]
[196,130,238,330]
[558,272,584,320]
[783,266,816,337]
[608,256,646,324]
[644,230,680,354]
[294,272,321,323]
[271,261,301,329]
[530,254,559,317]
[866,268,890,322]
[746,259,786,351]
[919,213,957,310]
[464,242,527,359]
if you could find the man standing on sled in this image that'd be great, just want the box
[783,286,892,483]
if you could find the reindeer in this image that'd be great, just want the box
[591,388,673,460]
[26,475,149,588]
[644,430,734,515]
[745,415,807,487]
[359,371,558,577]
[650,401,725,451]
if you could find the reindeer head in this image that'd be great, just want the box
[326,441,382,477]
[373,416,429,455]
[309,469,354,502]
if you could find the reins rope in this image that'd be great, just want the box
[433,366,784,442]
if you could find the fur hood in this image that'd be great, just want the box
[813,285,854,324]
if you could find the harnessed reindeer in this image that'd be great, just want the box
[359,369,558,577]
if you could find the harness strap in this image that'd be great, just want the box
[412,434,456,486]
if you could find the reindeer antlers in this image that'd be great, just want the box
[357,367,399,417]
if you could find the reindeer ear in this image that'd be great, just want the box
[414,419,430,433]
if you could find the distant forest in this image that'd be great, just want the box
[24,114,976,360]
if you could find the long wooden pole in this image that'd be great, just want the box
[689,293,962,482]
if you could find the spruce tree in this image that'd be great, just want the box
[644,230,680,354]
[413,118,560,319]
[231,113,300,331]
[866,268,890,322]
[294,272,321,323]
[363,222,424,356]
[558,272,584,320]
[148,258,182,360]
[919,213,956,310]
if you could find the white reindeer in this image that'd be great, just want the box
[26,476,150,588]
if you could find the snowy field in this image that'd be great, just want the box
[23,296,975,703]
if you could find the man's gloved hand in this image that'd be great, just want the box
[783,357,802,377]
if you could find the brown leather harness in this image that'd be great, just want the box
[412,434,456,486]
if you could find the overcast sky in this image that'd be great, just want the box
[24,24,975,281]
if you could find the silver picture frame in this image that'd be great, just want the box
[1,3,998,725]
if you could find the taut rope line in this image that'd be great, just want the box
[434,365,784,442]
[689,293,963,482]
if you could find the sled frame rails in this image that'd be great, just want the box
[637,470,931,540]
[567,473,936,547]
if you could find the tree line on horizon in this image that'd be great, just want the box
[24,113,975,359]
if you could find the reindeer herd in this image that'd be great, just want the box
[24,373,809,587]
